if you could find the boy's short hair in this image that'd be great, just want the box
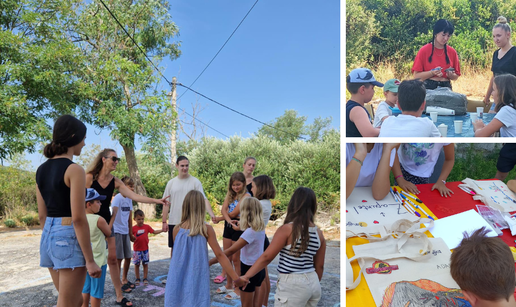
[134,209,145,218]
[397,79,426,112]
[346,76,372,94]
[450,227,515,301]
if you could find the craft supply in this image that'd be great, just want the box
[399,190,423,203]
[428,209,497,249]
[399,194,434,220]
[403,200,420,217]
[458,185,475,195]
[493,182,516,204]
[476,205,507,236]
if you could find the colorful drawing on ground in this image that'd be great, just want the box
[380,279,471,307]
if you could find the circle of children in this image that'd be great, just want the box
[36,114,327,307]
[346,17,516,138]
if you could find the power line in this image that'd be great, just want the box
[177,0,260,101]
[178,83,306,140]
[177,106,230,139]
[98,0,303,140]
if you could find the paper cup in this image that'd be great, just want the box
[476,107,483,118]
[438,124,448,137]
[430,112,438,122]
[454,120,463,134]
[470,112,478,122]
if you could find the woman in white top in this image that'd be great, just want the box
[346,143,399,200]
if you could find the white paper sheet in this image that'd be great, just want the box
[428,209,497,249]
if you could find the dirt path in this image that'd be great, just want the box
[0,223,341,307]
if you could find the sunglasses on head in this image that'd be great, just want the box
[106,156,120,162]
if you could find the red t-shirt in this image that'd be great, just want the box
[132,224,155,251]
[412,43,461,79]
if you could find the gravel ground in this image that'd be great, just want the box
[0,223,341,307]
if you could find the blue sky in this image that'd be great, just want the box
[22,0,340,169]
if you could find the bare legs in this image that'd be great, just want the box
[50,267,87,307]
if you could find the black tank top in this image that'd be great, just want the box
[91,177,115,222]
[346,100,370,137]
[36,158,75,217]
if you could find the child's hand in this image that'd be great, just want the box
[397,178,420,195]
[130,234,136,242]
[86,261,102,278]
[431,181,454,198]
[472,119,485,131]
[211,216,219,224]
[234,276,249,289]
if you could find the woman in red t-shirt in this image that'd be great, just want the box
[412,19,461,90]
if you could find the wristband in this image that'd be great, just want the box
[351,157,363,166]
[162,222,167,223]
[395,175,403,180]
[441,180,447,185]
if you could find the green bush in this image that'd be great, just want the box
[4,219,16,228]
[20,214,38,226]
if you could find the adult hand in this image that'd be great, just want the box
[431,181,454,197]
[431,68,443,78]
[483,95,491,105]
[472,119,485,132]
[130,234,136,242]
[211,216,219,224]
[397,178,420,195]
[157,196,170,206]
[86,261,102,278]
[162,222,169,233]
[447,70,457,80]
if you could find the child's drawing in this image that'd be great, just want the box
[380,279,471,307]
[460,179,516,212]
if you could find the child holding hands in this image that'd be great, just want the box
[165,190,240,307]
[210,197,266,307]
[132,209,162,286]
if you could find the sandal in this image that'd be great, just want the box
[216,285,229,294]
[143,278,149,286]
[213,275,226,284]
[224,291,240,300]
[134,278,140,286]
[121,283,133,293]
[124,281,135,289]
[115,297,133,307]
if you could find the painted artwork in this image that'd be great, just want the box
[347,187,419,235]
[380,279,471,307]
[353,237,459,306]
[460,179,516,212]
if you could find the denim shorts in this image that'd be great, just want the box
[82,264,107,299]
[40,217,86,270]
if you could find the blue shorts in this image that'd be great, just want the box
[132,249,149,265]
[82,264,107,299]
[40,217,86,270]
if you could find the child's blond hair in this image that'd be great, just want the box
[181,190,208,238]
[239,197,265,232]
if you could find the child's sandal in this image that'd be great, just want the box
[134,278,140,286]
[143,278,149,286]
[224,291,240,300]
[216,285,228,294]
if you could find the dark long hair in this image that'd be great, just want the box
[429,19,454,64]
[43,115,87,158]
[283,187,317,257]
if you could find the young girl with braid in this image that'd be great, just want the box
[412,19,461,90]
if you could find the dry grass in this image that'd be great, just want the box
[346,61,493,108]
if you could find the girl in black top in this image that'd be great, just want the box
[85,149,169,307]
[484,16,516,111]
[36,115,101,307]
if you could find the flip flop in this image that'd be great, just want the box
[121,283,133,293]
[115,297,133,307]
[224,291,240,300]
[216,285,229,294]
[134,278,140,286]
[143,278,149,286]
[213,275,226,284]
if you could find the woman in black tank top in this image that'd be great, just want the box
[85,149,169,306]
[36,115,101,307]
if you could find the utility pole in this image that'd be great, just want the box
[170,77,177,177]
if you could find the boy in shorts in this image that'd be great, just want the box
[82,188,111,307]
[373,78,400,128]
[112,176,136,293]
[132,209,163,285]
[450,227,516,306]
